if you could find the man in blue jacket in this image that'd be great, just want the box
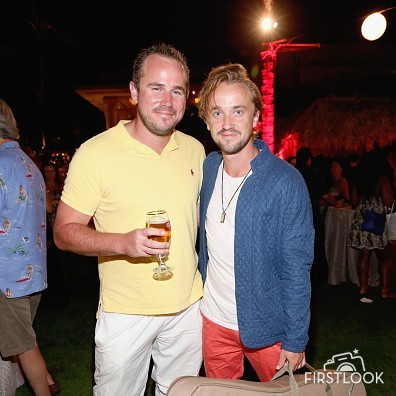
[197,64,314,381]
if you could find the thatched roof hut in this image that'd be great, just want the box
[276,97,396,157]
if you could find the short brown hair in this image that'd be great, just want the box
[132,43,190,97]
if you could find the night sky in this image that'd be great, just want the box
[1,0,395,150]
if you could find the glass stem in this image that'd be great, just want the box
[158,255,166,271]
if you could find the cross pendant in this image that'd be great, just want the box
[220,211,226,223]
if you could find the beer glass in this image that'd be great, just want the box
[146,210,173,281]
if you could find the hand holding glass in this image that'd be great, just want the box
[146,210,173,281]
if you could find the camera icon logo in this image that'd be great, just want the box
[323,351,366,372]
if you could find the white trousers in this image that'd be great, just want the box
[93,300,202,396]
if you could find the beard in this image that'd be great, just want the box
[137,105,180,137]
[213,129,252,155]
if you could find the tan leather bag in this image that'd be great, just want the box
[167,364,367,396]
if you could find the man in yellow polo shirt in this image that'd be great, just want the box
[54,43,205,396]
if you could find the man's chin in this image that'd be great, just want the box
[152,132,172,138]
[221,147,242,155]
[151,127,175,137]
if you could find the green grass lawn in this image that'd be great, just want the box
[308,283,396,396]
[15,253,396,396]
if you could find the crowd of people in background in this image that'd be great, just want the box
[40,161,70,309]
[290,145,396,303]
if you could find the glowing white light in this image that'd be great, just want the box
[261,17,277,31]
[261,17,272,30]
[361,12,387,41]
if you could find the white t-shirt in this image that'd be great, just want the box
[200,163,251,330]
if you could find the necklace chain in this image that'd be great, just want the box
[220,163,251,223]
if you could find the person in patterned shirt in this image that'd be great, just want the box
[0,98,60,395]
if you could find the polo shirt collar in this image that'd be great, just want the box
[116,120,180,155]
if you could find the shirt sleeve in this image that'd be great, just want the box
[61,144,102,216]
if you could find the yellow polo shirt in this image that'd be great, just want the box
[61,121,205,314]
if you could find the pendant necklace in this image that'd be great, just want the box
[220,163,251,223]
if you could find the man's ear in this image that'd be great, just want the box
[253,110,260,128]
[129,81,138,104]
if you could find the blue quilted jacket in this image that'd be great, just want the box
[199,139,314,351]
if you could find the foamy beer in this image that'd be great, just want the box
[146,217,171,243]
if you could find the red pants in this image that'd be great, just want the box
[202,315,281,381]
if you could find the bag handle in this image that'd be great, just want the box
[271,363,334,396]
[271,364,300,396]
